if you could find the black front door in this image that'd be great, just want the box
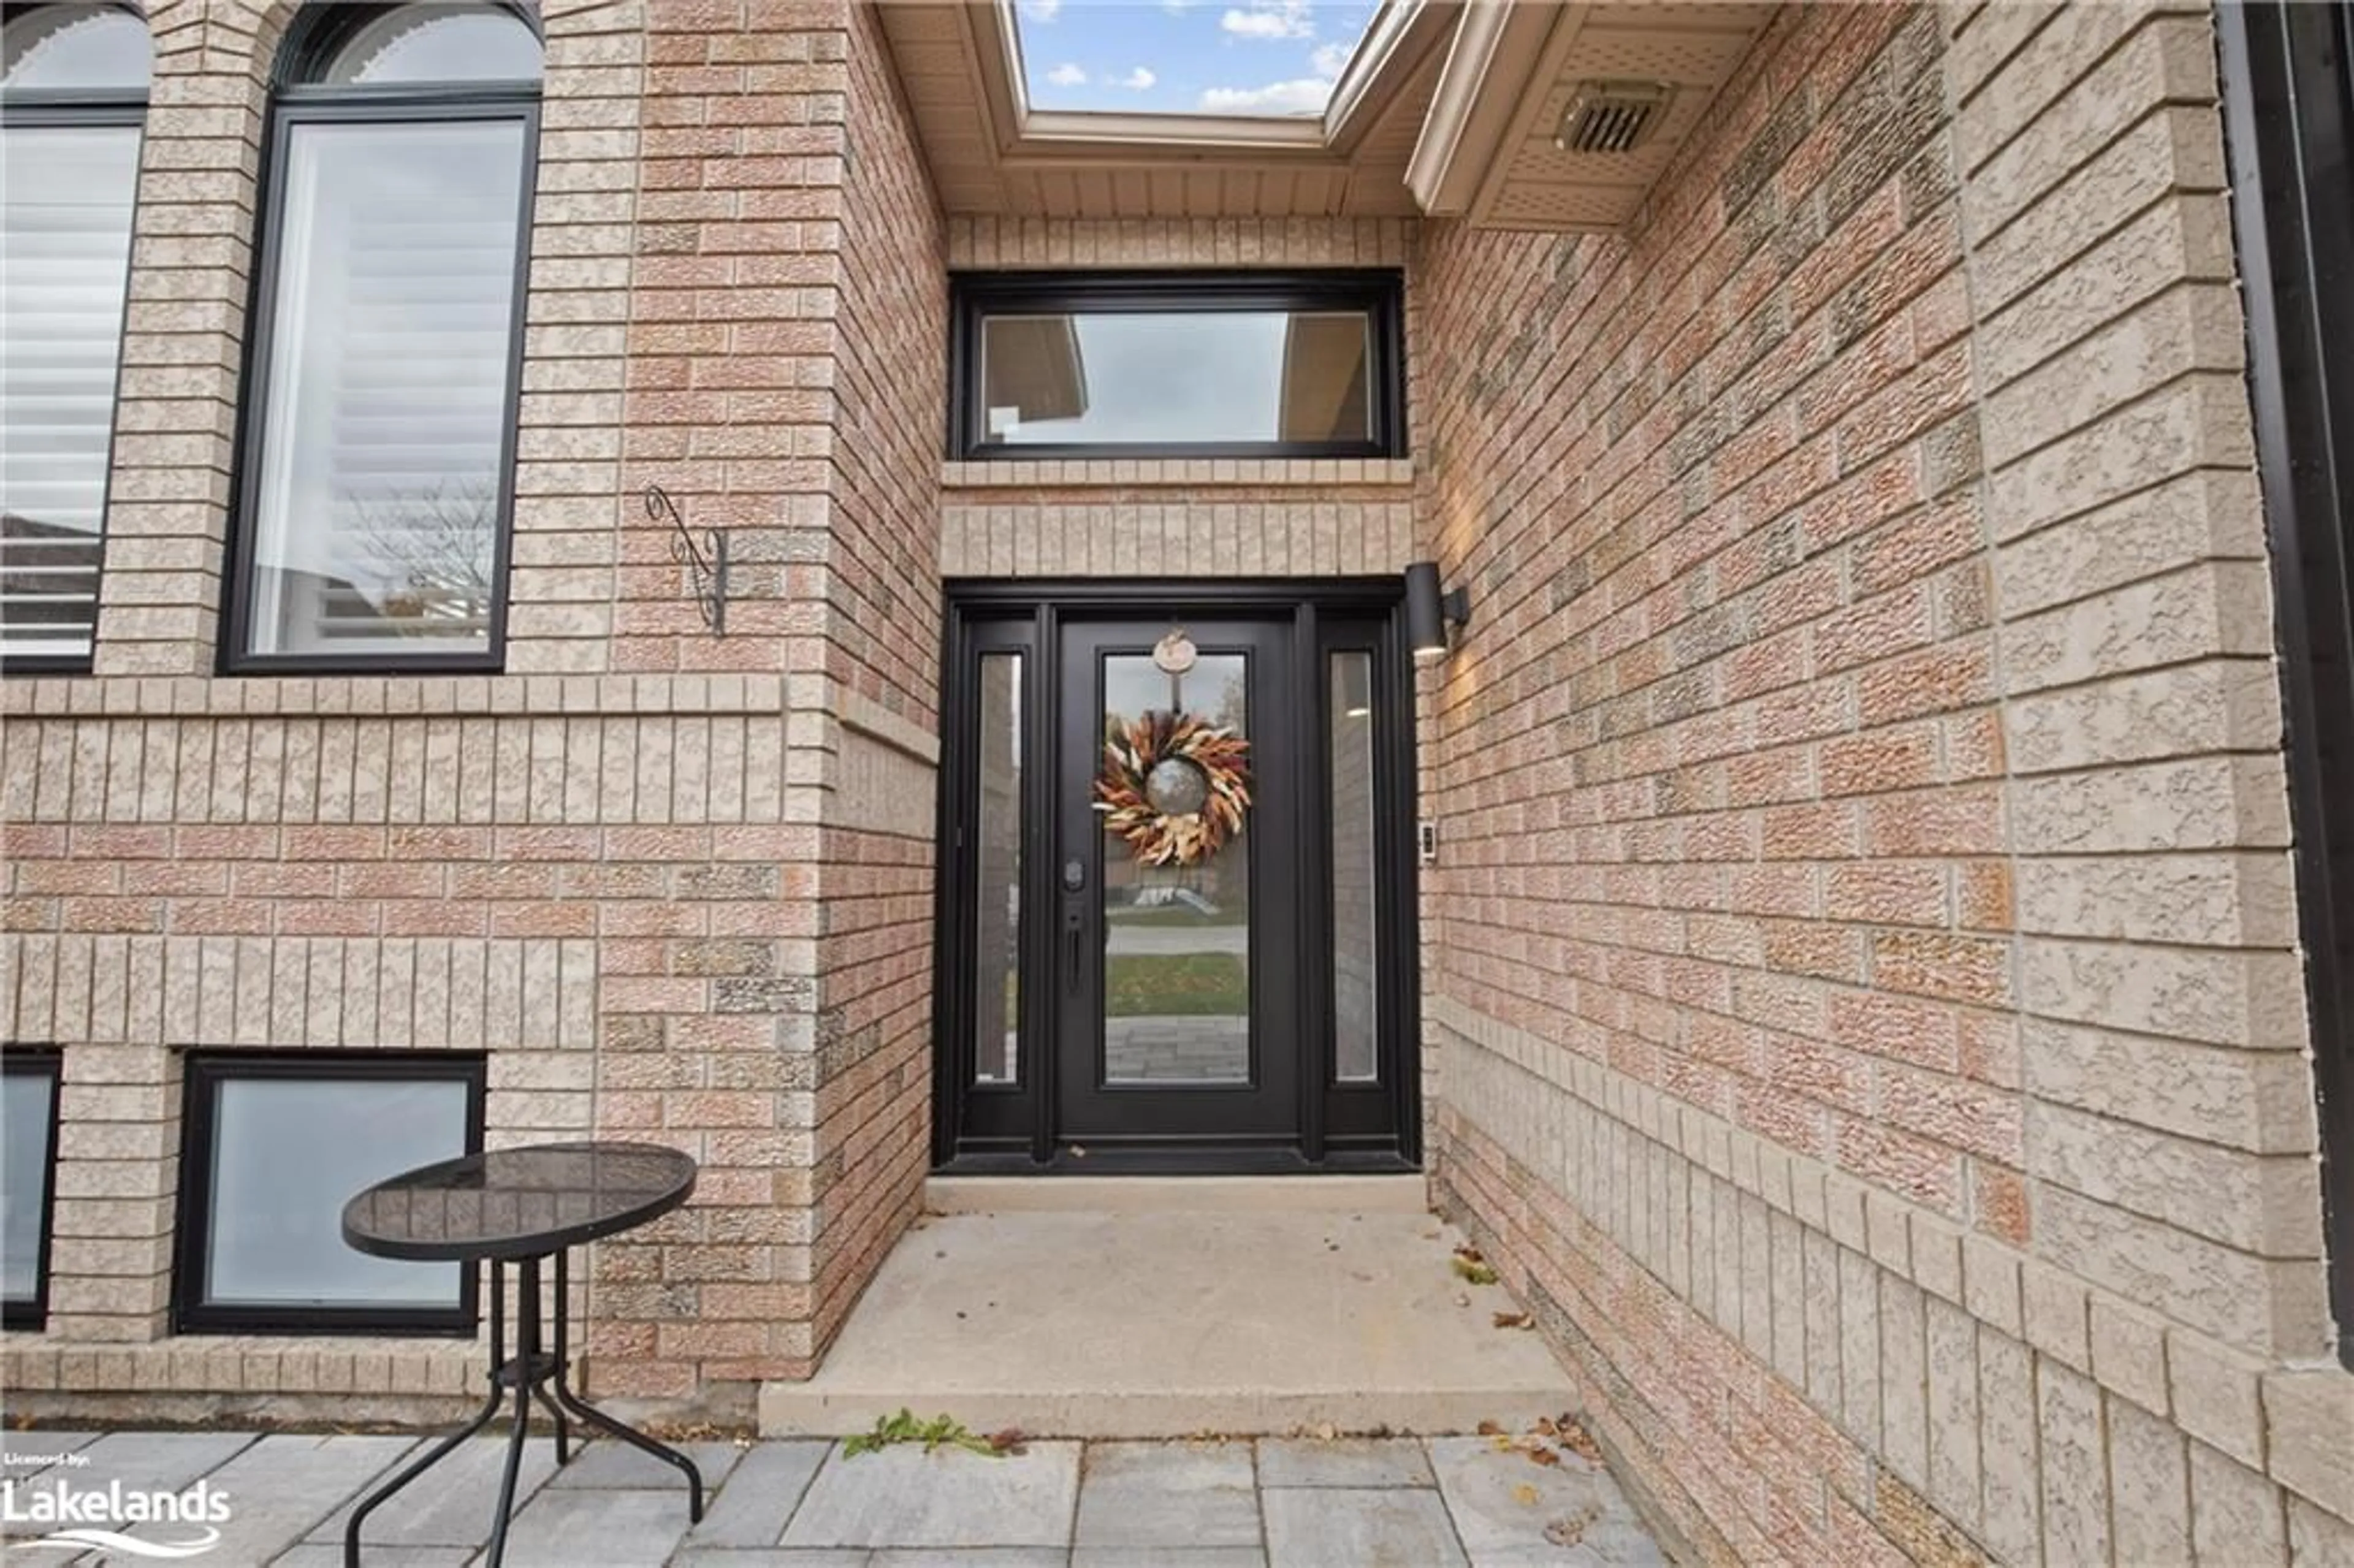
[934,585,1419,1171]
[1056,617,1298,1144]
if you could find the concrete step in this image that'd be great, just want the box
[924,1173,1430,1214]
[758,1206,1574,1439]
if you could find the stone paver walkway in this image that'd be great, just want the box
[4,1427,1663,1566]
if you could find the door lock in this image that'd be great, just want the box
[1063,860,1087,991]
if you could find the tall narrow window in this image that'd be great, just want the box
[0,3,148,671]
[227,2,539,670]
[1329,652,1379,1084]
[973,652,1024,1085]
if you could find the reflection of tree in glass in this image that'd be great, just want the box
[1211,673,1247,736]
[344,479,495,634]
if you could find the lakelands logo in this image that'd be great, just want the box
[1,1476,230,1558]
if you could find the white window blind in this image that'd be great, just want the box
[243,116,526,658]
[0,123,138,663]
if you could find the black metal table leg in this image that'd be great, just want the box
[345,1244,706,1566]
[548,1246,705,1521]
[345,1259,509,1568]
[523,1242,571,1466]
[481,1255,544,1568]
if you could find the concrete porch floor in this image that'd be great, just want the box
[759,1178,1577,1441]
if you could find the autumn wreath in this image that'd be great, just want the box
[1092,710,1253,867]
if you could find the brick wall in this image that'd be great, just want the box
[1418,2,2352,1562]
[83,0,272,679]
[798,0,945,1368]
[1,0,947,1417]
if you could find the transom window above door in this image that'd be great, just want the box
[950,272,1405,460]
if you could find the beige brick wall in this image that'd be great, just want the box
[798,0,945,1366]
[86,0,267,679]
[1419,2,2352,1561]
[2,0,948,1415]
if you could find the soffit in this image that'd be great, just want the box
[874,0,1457,219]
[1409,2,1777,232]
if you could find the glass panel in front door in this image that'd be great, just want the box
[1099,651,1251,1086]
[972,652,1022,1085]
[1330,651,1379,1084]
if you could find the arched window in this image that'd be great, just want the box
[228,1,539,669]
[0,2,150,671]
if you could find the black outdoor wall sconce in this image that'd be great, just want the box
[1405,560,1471,663]
[645,484,729,636]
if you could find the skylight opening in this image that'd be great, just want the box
[1012,0,1380,120]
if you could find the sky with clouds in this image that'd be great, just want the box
[1013,0,1381,116]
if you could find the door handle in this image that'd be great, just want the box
[1062,860,1087,992]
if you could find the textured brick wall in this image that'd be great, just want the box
[1418,2,2351,1562]
[799,0,945,1366]
[84,0,267,679]
[1,0,945,1417]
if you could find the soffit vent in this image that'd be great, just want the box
[1553,79,1674,154]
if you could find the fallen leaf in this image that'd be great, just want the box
[1525,1445,1561,1467]
[1492,1311,1532,1330]
[1555,1420,1605,1464]
[987,1428,1027,1455]
[1545,1505,1601,1547]
[1513,1483,1540,1507]
[1534,1417,1559,1436]
[1476,1420,1505,1437]
[1451,1256,1499,1285]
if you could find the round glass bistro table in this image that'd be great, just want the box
[340,1140,703,1567]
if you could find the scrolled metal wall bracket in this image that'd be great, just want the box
[644,484,729,635]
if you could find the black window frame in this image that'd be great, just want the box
[219,0,541,677]
[2,1048,63,1331]
[948,270,1407,462]
[2220,0,2354,1369]
[172,1048,486,1336]
[0,1,150,677]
